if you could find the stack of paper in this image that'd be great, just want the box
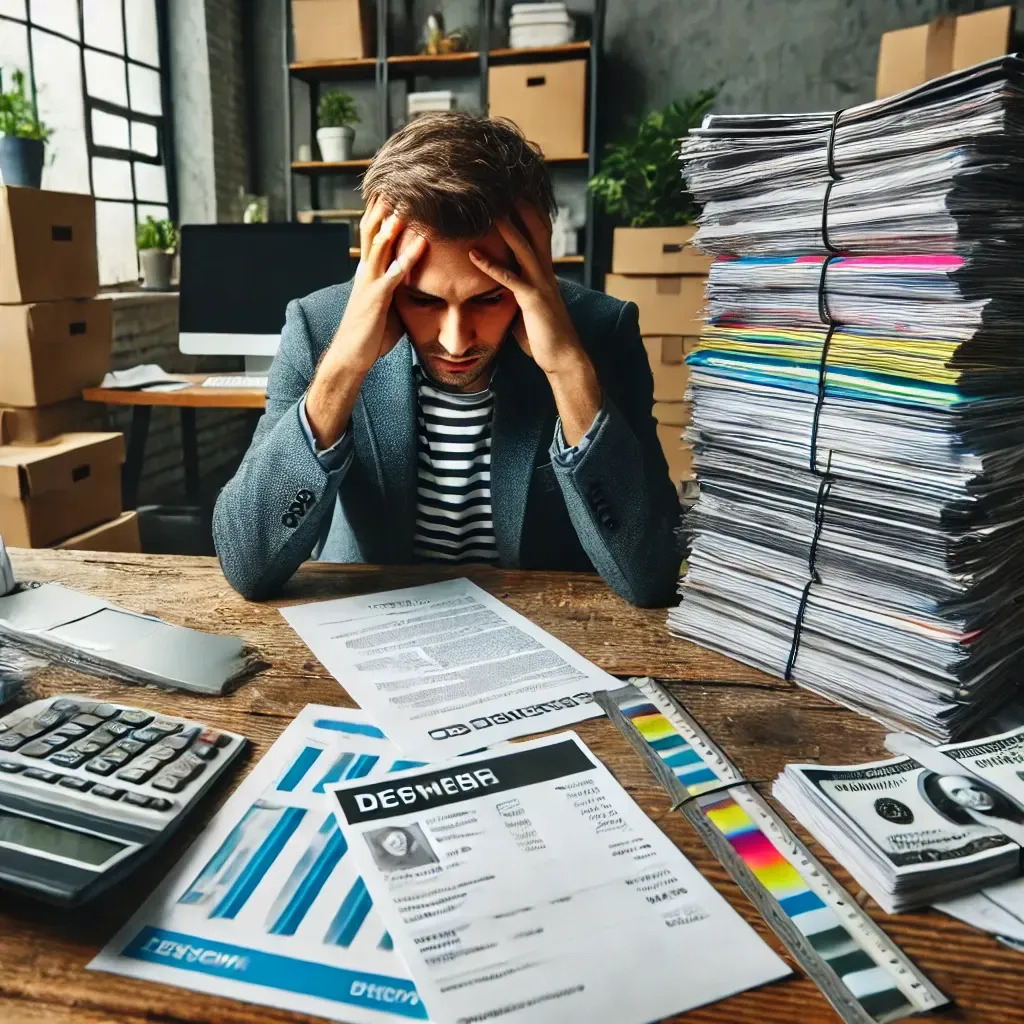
[508,2,574,48]
[668,58,1024,740]
[773,725,1024,913]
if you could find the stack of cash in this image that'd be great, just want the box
[669,59,1024,740]
[773,725,1024,913]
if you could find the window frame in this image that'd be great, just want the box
[1,0,177,276]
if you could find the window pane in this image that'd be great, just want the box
[0,2,28,19]
[0,21,30,84]
[128,62,160,114]
[84,0,125,54]
[92,109,130,150]
[124,0,158,66]
[85,48,127,106]
[133,160,165,202]
[92,156,133,199]
[32,29,89,194]
[96,199,137,285]
[29,0,79,39]
[136,202,167,225]
[130,119,157,156]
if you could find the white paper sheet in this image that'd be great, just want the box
[281,579,609,758]
[89,705,432,1024]
[100,364,190,390]
[327,731,790,1024]
[936,876,1024,942]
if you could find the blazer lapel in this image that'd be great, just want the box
[354,337,417,561]
[490,342,554,567]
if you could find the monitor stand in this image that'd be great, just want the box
[243,356,273,375]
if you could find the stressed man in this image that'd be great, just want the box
[214,113,680,606]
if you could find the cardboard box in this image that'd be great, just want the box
[56,510,140,553]
[644,336,698,402]
[291,0,373,61]
[656,422,693,482]
[653,401,690,427]
[612,227,713,276]
[952,6,1013,70]
[0,400,102,444]
[605,274,705,336]
[0,299,111,406]
[0,187,98,303]
[876,8,1012,99]
[488,60,587,160]
[0,432,124,548]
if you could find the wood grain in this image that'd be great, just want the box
[1,549,1021,1024]
[82,375,266,410]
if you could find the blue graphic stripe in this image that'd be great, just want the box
[179,808,256,904]
[379,932,394,951]
[212,808,306,919]
[676,765,718,787]
[122,927,425,1019]
[663,748,703,769]
[779,890,827,917]
[312,752,355,794]
[268,826,349,936]
[313,718,386,738]
[347,753,379,779]
[390,760,427,772]
[325,877,373,947]
[649,734,687,753]
[277,747,322,792]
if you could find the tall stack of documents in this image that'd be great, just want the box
[668,57,1024,741]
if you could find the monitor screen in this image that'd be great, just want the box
[178,223,352,341]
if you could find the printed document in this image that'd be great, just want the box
[281,579,608,758]
[327,731,790,1024]
[90,705,430,1024]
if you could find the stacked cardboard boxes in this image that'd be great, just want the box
[604,226,711,488]
[0,186,135,553]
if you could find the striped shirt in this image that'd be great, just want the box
[413,376,498,564]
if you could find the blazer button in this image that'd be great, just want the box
[602,515,618,531]
[282,512,299,528]
[297,489,315,508]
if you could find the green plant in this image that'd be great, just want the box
[0,68,51,142]
[588,90,718,228]
[318,91,360,129]
[136,216,177,251]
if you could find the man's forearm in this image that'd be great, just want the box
[305,356,367,449]
[545,352,602,446]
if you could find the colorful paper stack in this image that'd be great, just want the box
[668,58,1024,741]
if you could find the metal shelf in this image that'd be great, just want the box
[292,154,587,174]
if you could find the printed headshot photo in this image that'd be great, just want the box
[919,771,1024,827]
[364,823,439,873]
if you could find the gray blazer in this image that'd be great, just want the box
[213,277,681,606]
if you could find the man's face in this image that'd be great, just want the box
[381,829,410,858]
[938,775,996,812]
[392,224,519,392]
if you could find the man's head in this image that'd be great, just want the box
[381,828,410,859]
[361,113,555,390]
[937,775,997,813]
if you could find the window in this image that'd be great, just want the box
[0,0,173,286]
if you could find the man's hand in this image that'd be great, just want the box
[305,197,427,449]
[469,202,601,445]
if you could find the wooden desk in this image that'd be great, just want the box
[82,375,266,508]
[0,550,1017,1024]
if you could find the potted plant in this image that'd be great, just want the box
[317,91,360,163]
[589,90,718,273]
[0,68,52,188]
[136,216,177,291]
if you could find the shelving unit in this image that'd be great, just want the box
[282,0,606,287]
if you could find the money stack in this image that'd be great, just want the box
[773,725,1024,913]
[669,57,1024,740]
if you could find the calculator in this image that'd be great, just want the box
[0,695,247,906]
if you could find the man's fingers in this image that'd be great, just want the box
[515,201,553,268]
[384,232,428,286]
[359,195,392,264]
[468,248,521,290]
[366,213,405,276]
[494,217,543,281]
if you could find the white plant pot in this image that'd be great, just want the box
[317,126,354,163]
[139,248,174,291]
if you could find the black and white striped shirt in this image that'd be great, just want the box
[413,376,498,564]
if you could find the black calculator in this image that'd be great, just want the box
[0,695,247,906]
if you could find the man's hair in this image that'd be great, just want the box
[361,112,556,238]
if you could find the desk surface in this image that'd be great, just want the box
[82,374,267,410]
[0,550,1017,1024]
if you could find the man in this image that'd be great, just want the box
[214,113,680,606]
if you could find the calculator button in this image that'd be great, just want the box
[91,704,119,720]
[192,742,220,760]
[70,714,105,731]
[169,754,206,783]
[148,745,179,763]
[0,759,24,773]
[147,798,175,813]
[151,772,189,793]
[162,733,196,752]
[0,733,28,751]
[113,738,146,757]
[200,728,232,749]
[23,768,60,784]
[58,776,93,792]
[132,728,164,744]
[102,748,132,767]
[21,737,70,758]
[48,750,90,769]
[148,719,182,737]
[73,739,109,757]
[105,721,133,737]
[122,792,151,808]
[116,767,149,784]
[35,708,72,729]
[17,720,50,741]
[86,757,118,776]
[92,785,125,801]
[118,710,153,727]
[89,727,119,748]
[50,699,83,713]
[54,723,89,739]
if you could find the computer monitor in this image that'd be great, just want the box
[178,223,353,373]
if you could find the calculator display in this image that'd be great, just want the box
[0,808,126,867]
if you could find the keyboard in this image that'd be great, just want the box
[0,695,246,905]
[201,375,268,389]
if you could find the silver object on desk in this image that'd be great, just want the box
[0,583,262,696]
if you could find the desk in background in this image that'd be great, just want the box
[0,549,1017,1024]
[82,376,266,509]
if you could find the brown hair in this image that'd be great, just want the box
[360,112,556,239]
